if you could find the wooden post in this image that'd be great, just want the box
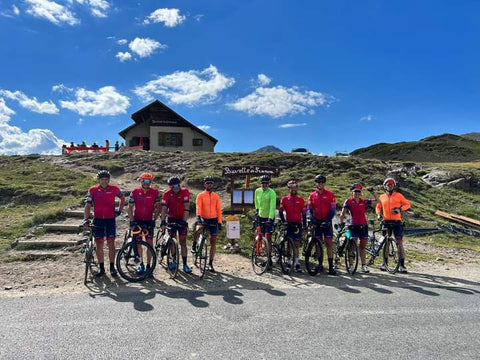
[245,175,250,189]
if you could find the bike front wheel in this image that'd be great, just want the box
[198,235,208,278]
[344,237,359,275]
[383,237,400,273]
[305,237,323,276]
[279,237,294,275]
[166,237,179,279]
[84,238,97,285]
[251,237,270,275]
[116,239,157,282]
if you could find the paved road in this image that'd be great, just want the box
[1,273,479,359]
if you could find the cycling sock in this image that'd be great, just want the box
[294,256,299,266]
[99,263,105,272]
[328,258,334,269]
[182,256,187,265]
[400,258,405,267]
[109,262,115,270]
[146,264,151,269]
[209,259,213,266]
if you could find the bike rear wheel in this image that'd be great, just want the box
[344,237,359,275]
[305,237,323,276]
[166,237,179,279]
[279,237,294,275]
[198,234,208,278]
[116,239,157,282]
[83,237,97,284]
[251,237,269,275]
[383,237,400,273]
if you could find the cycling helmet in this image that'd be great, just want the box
[139,172,154,181]
[287,180,298,188]
[260,175,271,183]
[351,183,363,191]
[314,174,326,183]
[203,176,214,183]
[383,178,396,187]
[167,176,181,185]
[97,170,110,179]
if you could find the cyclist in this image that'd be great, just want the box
[339,183,380,273]
[83,170,125,277]
[307,174,337,275]
[194,176,223,272]
[160,176,192,274]
[375,177,411,273]
[127,172,161,276]
[278,180,306,273]
[254,175,277,266]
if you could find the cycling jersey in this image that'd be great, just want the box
[279,194,306,224]
[196,190,222,224]
[162,188,190,219]
[129,187,160,221]
[254,187,276,219]
[308,189,336,221]
[86,184,123,219]
[375,192,411,221]
[343,197,372,225]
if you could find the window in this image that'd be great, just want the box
[192,138,203,146]
[158,132,183,147]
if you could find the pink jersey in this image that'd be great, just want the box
[129,187,160,221]
[279,194,306,223]
[343,197,372,225]
[162,188,190,219]
[308,189,336,221]
[86,185,123,219]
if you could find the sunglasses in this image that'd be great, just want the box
[205,181,214,185]
[171,184,180,189]
[353,189,361,193]
[261,182,269,184]
[141,179,151,184]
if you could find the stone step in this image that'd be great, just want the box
[8,250,72,260]
[64,210,88,218]
[43,224,81,233]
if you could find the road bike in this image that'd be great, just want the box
[251,218,271,275]
[155,223,180,279]
[116,225,157,282]
[303,222,325,276]
[271,222,295,274]
[365,219,400,273]
[81,224,99,285]
[192,222,217,278]
[334,223,359,275]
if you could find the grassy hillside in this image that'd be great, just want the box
[1,151,479,255]
[351,133,480,162]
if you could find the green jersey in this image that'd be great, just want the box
[255,187,276,219]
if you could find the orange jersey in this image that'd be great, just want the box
[375,192,411,221]
[196,190,222,223]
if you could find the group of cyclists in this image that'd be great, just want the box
[82,168,410,279]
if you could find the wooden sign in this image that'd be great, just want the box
[222,165,279,177]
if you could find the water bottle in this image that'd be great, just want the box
[346,229,351,238]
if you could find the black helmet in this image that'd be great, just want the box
[314,174,326,183]
[260,175,271,183]
[203,176,214,183]
[168,176,181,185]
[97,170,110,179]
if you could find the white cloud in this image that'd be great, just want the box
[279,123,307,128]
[60,86,130,116]
[229,85,334,118]
[13,5,20,15]
[25,0,80,26]
[77,118,84,125]
[116,51,132,62]
[360,114,374,121]
[117,39,128,45]
[144,8,186,27]
[194,14,204,22]
[128,37,166,58]
[134,65,235,105]
[0,89,59,114]
[68,0,110,18]
[257,74,271,86]
[52,84,74,93]
[197,125,211,131]
[0,98,64,155]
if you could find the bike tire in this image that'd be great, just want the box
[116,239,157,282]
[84,239,94,284]
[383,237,400,274]
[198,234,208,278]
[305,237,323,276]
[344,237,359,275]
[166,237,180,279]
[334,235,345,265]
[251,236,269,275]
[279,237,294,275]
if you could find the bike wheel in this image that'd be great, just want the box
[383,237,400,273]
[251,237,269,275]
[83,238,97,284]
[305,237,323,276]
[166,237,180,279]
[334,235,345,265]
[198,235,208,278]
[116,239,157,282]
[279,237,294,275]
[344,238,359,275]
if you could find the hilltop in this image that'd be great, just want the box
[254,145,284,153]
[351,133,480,162]
[462,132,480,142]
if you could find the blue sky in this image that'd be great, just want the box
[0,0,478,155]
